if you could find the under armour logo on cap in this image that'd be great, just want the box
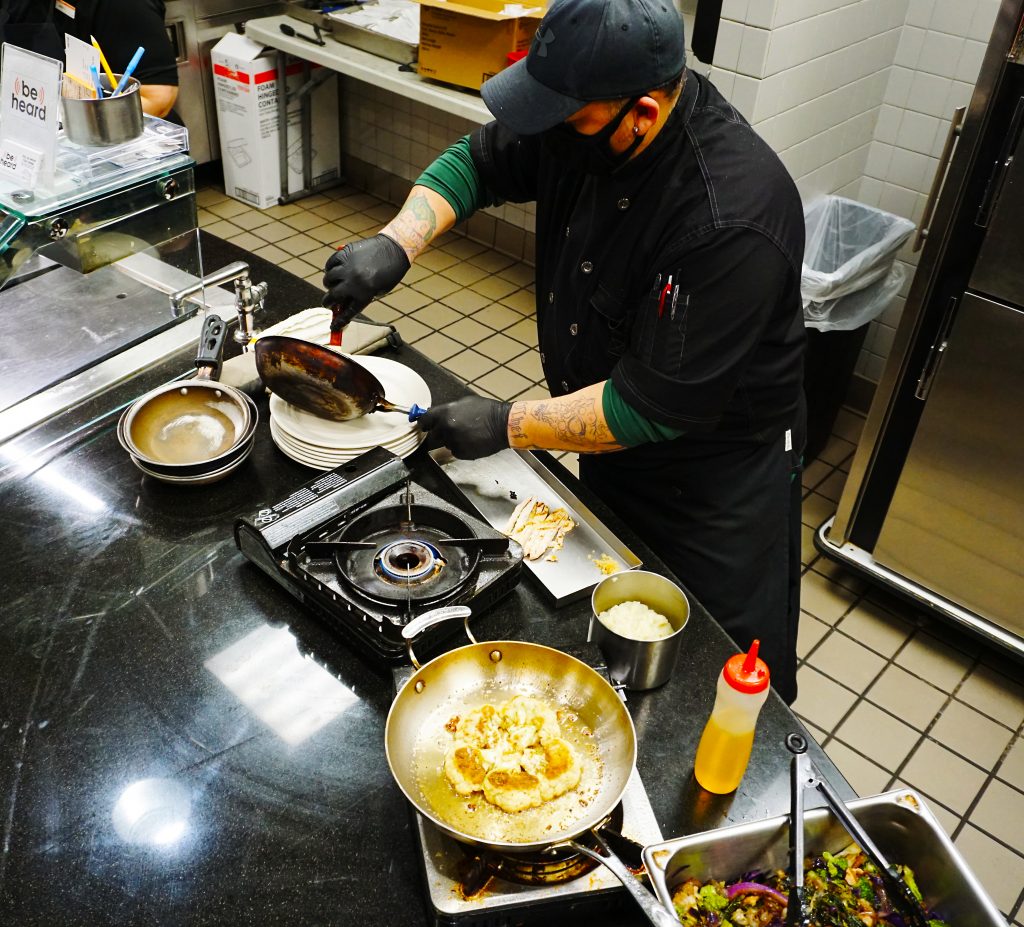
[480,0,686,135]
[534,26,555,57]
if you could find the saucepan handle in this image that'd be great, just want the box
[402,605,474,668]
[565,832,678,927]
[195,314,227,381]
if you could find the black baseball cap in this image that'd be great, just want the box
[481,0,686,135]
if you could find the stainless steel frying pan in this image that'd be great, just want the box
[386,608,677,927]
[119,315,253,468]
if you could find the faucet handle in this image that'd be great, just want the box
[233,278,268,349]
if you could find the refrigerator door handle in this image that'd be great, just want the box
[915,296,960,401]
[914,106,967,252]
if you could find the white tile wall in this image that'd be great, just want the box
[706,0,999,384]
[329,0,1002,382]
[855,0,999,382]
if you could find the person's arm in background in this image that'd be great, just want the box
[138,84,178,118]
[90,1,178,118]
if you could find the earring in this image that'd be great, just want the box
[633,125,640,135]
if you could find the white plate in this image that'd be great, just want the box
[269,418,424,469]
[269,417,422,459]
[270,431,424,471]
[270,409,421,454]
[268,355,430,449]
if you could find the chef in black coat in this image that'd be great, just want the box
[319,0,807,703]
[0,0,178,118]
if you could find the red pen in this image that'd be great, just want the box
[657,275,673,317]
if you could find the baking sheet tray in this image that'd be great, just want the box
[433,448,641,606]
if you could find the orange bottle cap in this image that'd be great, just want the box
[723,639,770,693]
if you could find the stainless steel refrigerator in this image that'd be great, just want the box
[819,0,1024,657]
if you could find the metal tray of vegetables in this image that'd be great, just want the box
[642,789,1006,926]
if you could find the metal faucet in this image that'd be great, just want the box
[168,261,268,350]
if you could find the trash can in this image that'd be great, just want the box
[801,196,915,460]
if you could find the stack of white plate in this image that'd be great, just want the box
[267,354,431,470]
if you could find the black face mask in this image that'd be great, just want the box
[542,97,644,176]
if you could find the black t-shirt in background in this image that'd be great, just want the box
[0,0,178,86]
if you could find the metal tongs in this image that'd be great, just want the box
[785,732,931,927]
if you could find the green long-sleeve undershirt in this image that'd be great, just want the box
[415,135,491,223]
[416,139,685,448]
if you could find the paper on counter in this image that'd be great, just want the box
[63,35,100,99]
[328,0,420,45]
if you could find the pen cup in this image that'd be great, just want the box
[62,75,144,147]
[590,570,690,690]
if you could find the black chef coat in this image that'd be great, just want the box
[471,70,807,702]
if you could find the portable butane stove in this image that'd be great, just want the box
[235,447,524,663]
[391,661,664,927]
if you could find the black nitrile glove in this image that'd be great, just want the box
[322,233,410,325]
[419,396,513,460]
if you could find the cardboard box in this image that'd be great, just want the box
[416,0,544,91]
[211,32,340,209]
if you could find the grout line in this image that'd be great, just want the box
[883,645,978,814]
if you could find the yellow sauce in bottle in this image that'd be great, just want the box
[692,640,770,795]
[693,716,756,794]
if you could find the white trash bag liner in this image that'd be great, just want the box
[801,196,915,332]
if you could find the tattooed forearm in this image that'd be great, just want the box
[384,193,438,263]
[508,390,623,453]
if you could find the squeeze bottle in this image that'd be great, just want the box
[693,639,770,794]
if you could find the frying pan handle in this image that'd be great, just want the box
[565,834,678,927]
[195,314,227,380]
[402,606,473,669]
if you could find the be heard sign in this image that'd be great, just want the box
[0,44,61,187]
[12,75,50,120]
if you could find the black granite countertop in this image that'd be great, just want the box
[0,237,852,926]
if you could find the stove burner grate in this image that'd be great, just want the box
[455,804,631,896]
[332,502,481,611]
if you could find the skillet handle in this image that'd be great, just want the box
[402,606,473,669]
[567,834,678,927]
[195,314,227,380]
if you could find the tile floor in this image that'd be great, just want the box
[197,179,1024,924]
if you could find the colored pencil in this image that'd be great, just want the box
[90,35,117,90]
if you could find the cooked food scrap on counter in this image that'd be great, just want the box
[598,600,675,640]
[503,495,576,561]
[671,846,950,927]
[590,552,620,574]
[443,695,583,813]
